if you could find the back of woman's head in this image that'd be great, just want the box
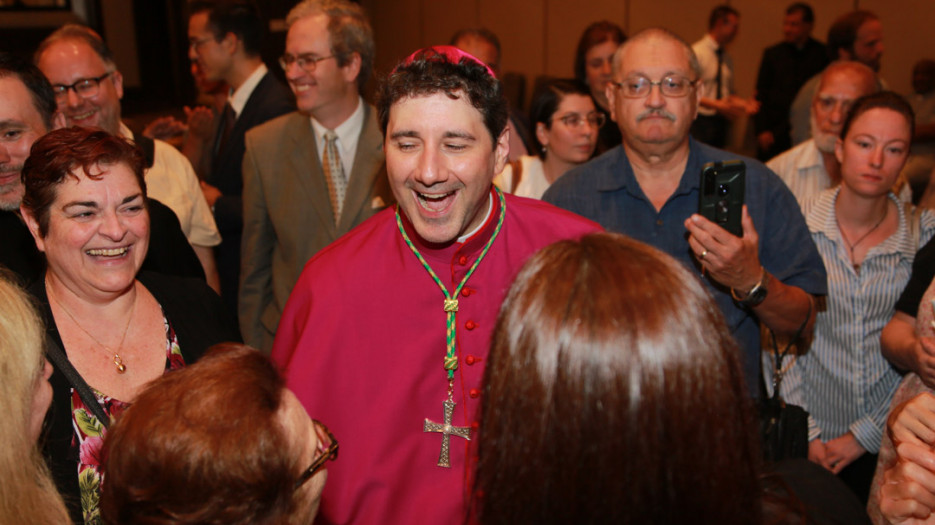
[101,344,305,525]
[473,233,761,524]
[0,271,71,524]
[0,271,45,433]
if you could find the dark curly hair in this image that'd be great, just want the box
[377,47,508,147]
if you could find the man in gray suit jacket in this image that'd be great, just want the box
[240,0,392,351]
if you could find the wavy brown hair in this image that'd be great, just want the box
[471,233,761,524]
[101,344,310,525]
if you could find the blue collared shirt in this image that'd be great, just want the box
[543,139,828,396]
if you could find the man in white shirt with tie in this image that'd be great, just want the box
[239,0,392,351]
[691,5,759,148]
[187,0,294,312]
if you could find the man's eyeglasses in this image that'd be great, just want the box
[294,419,339,490]
[279,54,336,73]
[611,74,698,99]
[553,112,606,129]
[188,36,215,52]
[50,72,113,102]
[814,95,855,116]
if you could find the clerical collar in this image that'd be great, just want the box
[457,191,494,243]
[399,187,502,261]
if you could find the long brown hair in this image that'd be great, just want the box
[471,233,761,524]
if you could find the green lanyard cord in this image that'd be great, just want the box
[395,187,506,381]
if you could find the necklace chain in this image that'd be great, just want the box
[46,280,137,374]
[837,202,888,272]
[395,188,506,383]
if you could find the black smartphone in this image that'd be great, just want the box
[698,160,745,237]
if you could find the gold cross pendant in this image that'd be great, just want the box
[423,398,471,467]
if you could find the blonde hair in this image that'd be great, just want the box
[0,272,71,524]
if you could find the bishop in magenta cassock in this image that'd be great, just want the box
[271,46,600,525]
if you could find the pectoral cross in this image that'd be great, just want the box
[424,398,471,468]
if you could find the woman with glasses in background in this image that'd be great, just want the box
[494,79,602,199]
[102,343,335,525]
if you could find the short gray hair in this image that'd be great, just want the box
[286,0,375,91]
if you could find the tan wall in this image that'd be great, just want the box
[362,0,930,108]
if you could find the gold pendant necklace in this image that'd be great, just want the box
[46,280,137,374]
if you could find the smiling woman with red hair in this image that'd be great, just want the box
[20,127,239,523]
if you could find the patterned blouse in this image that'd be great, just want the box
[70,315,186,525]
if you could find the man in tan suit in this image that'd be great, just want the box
[240,0,391,351]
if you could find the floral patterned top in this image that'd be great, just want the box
[70,315,186,525]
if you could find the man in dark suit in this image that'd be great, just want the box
[188,0,294,313]
[753,2,828,160]
[239,0,392,351]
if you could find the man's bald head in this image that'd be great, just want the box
[817,60,878,96]
[612,28,701,81]
[811,60,879,152]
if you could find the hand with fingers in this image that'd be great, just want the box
[913,338,935,390]
[184,106,215,140]
[822,433,866,474]
[890,393,935,450]
[880,441,935,524]
[684,204,762,292]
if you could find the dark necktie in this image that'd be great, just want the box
[214,102,236,156]
[715,47,724,100]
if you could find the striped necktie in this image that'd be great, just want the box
[322,130,346,224]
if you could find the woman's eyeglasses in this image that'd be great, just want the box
[294,419,339,490]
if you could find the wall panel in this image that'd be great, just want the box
[544,0,626,79]
[363,0,928,118]
[862,0,935,96]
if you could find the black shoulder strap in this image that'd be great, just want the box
[134,133,156,169]
[45,336,110,428]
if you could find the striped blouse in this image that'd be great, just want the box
[769,187,935,452]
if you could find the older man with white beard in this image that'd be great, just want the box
[767,60,909,206]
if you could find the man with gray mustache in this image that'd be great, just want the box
[543,28,827,397]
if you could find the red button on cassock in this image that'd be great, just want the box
[458,255,468,265]
[461,288,472,297]
[469,388,480,398]
[465,320,477,330]
[465,355,476,365]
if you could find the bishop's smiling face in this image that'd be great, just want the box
[385,92,508,245]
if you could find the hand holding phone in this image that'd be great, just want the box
[698,160,745,237]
